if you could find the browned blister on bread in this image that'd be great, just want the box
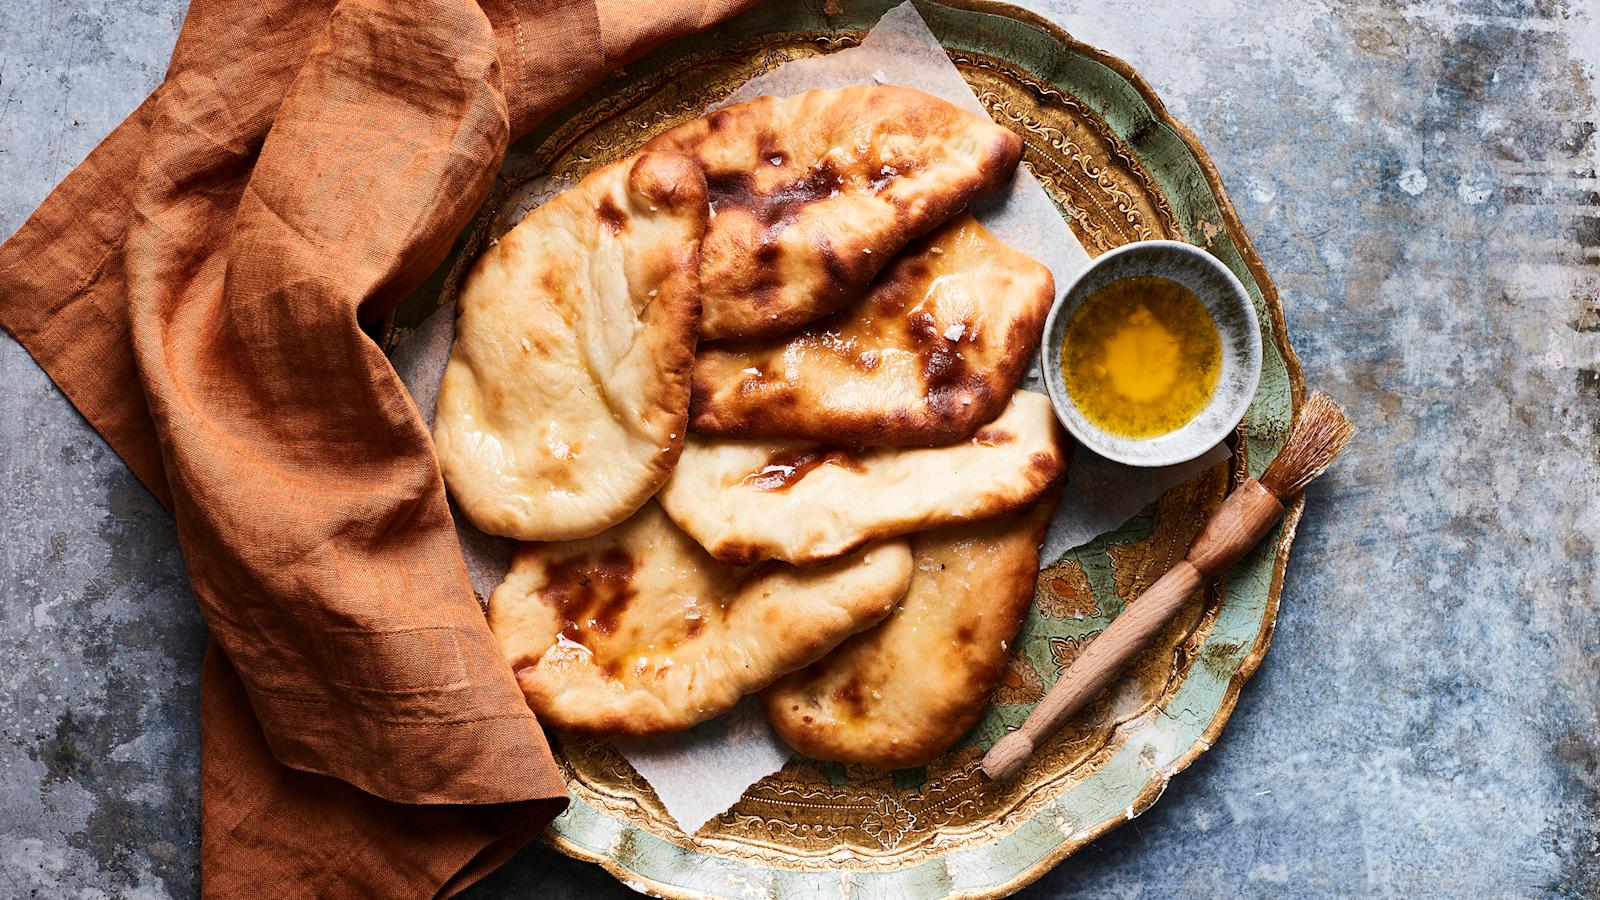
[487,501,913,736]
[643,85,1022,341]
[763,493,1061,768]
[658,390,1068,565]
[433,151,706,541]
[689,213,1054,445]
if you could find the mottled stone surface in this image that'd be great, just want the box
[1,1,1596,897]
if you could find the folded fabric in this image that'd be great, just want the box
[0,0,753,895]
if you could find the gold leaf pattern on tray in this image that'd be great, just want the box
[861,795,919,849]
[1037,558,1098,619]
[1110,463,1229,600]
[1048,633,1095,676]
[992,651,1046,705]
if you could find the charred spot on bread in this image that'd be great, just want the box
[545,546,637,640]
[630,151,708,212]
[596,195,627,234]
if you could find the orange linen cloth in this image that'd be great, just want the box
[0,0,752,895]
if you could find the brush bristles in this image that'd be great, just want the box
[1259,392,1355,498]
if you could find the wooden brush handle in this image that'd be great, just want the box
[1187,480,1284,574]
[982,479,1284,782]
[981,561,1201,781]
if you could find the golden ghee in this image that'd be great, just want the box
[1060,276,1221,438]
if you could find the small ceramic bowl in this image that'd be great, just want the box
[1041,240,1263,467]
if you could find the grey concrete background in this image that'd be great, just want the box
[2,0,1596,896]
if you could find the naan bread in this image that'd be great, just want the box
[657,390,1068,565]
[689,213,1054,445]
[434,152,706,541]
[487,501,913,736]
[643,85,1022,341]
[763,494,1060,767]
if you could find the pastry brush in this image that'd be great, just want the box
[982,391,1355,782]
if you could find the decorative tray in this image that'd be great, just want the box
[387,1,1304,896]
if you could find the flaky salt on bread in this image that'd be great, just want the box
[433,151,706,541]
[644,85,1022,341]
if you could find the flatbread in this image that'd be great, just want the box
[689,213,1055,445]
[433,151,706,541]
[488,501,913,736]
[763,494,1060,767]
[657,390,1067,565]
[643,85,1022,341]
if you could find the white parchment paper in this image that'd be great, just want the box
[393,0,1230,835]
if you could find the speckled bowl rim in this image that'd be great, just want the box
[1040,239,1263,467]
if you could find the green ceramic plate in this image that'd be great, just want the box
[387,2,1305,896]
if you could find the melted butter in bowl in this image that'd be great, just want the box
[1041,240,1262,467]
[1060,276,1222,438]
